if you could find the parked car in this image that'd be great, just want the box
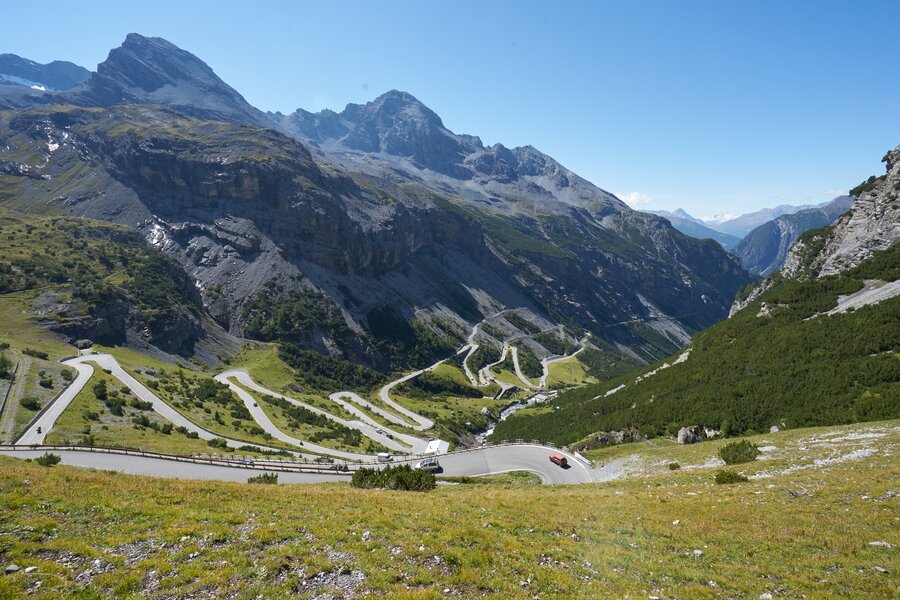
[415,457,441,472]
[549,454,568,467]
[376,452,393,462]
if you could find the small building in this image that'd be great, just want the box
[423,439,450,456]
[74,339,93,350]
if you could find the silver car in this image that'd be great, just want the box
[415,457,441,472]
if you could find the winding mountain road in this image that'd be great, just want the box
[217,370,428,455]
[538,338,589,388]
[16,360,92,445]
[10,314,600,484]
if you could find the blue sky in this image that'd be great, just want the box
[5,1,898,216]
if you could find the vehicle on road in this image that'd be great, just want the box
[415,457,441,472]
[36,427,42,434]
[252,402,258,407]
[376,428,384,434]
[376,452,393,462]
[549,454,568,467]
[240,459,254,465]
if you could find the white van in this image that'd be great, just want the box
[376,452,393,463]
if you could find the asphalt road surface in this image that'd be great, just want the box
[0,449,348,483]
[15,361,93,445]
[1,444,594,485]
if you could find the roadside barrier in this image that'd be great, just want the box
[0,444,356,475]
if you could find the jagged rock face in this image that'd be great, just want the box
[277,90,626,214]
[783,146,900,278]
[281,90,476,178]
[734,196,853,276]
[65,34,269,127]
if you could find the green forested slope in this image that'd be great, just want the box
[493,243,900,445]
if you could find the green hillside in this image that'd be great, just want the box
[493,243,900,446]
[0,420,895,598]
[0,210,204,354]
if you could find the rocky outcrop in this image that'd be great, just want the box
[677,426,705,444]
[732,146,899,316]
[676,426,721,444]
[572,428,642,450]
[788,147,900,277]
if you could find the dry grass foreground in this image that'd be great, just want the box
[0,422,897,599]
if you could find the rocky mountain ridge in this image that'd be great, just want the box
[0,54,90,91]
[0,34,750,373]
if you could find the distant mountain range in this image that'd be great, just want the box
[732,196,853,275]
[648,199,853,271]
[0,53,90,91]
[702,202,842,238]
[647,209,742,249]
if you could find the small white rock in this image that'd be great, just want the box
[869,541,894,548]
[24,566,37,574]
[693,549,703,557]
[361,531,371,541]
[672,519,680,525]
[760,593,773,600]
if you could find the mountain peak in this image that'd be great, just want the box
[68,34,268,126]
[342,89,445,129]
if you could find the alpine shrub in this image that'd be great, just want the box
[36,453,62,467]
[718,440,760,465]
[714,469,749,484]
[351,464,436,491]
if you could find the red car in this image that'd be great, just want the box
[549,454,568,467]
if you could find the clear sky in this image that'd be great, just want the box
[5,1,899,217]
